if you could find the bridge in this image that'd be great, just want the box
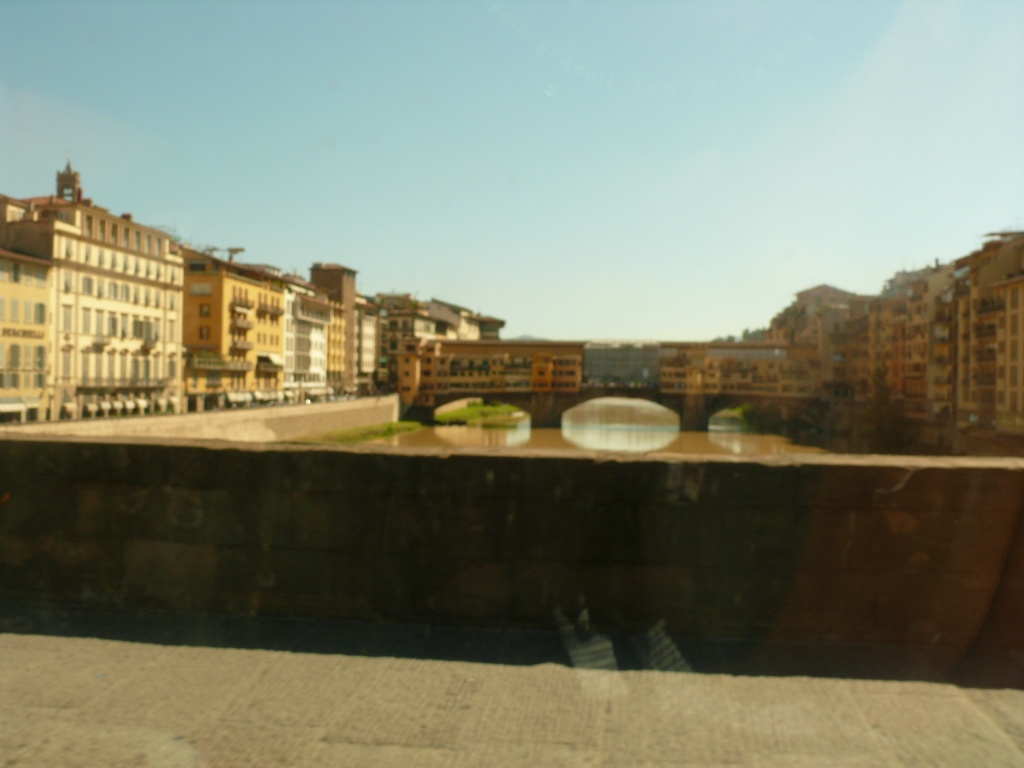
[417,387,824,429]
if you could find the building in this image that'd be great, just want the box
[396,339,584,406]
[0,247,53,422]
[181,248,286,411]
[282,273,331,401]
[659,341,822,399]
[0,163,183,419]
[325,297,345,394]
[583,341,661,386]
[354,293,380,393]
[376,294,437,387]
[309,263,357,393]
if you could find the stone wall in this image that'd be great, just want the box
[0,395,398,443]
[1,438,1022,681]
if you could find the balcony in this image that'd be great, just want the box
[140,333,160,350]
[232,317,255,330]
[258,301,284,316]
[187,354,253,372]
[976,299,1005,316]
[77,377,169,393]
[92,335,111,348]
[231,296,255,310]
[230,338,254,351]
[257,360,283,374]
[975,325,997,340]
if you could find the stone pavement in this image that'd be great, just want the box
[3,633,1024,767]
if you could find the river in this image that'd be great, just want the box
[375,398,824,455]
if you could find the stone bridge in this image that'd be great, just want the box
[422,388,822,429]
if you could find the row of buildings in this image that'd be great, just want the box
[0,164,505,421]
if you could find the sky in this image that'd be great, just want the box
[1,0,1022,340]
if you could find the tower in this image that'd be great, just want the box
[56,158,82,202]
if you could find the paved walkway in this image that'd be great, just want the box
[3,633,1024,767]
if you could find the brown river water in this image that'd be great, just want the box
[370,399,824,454]
[373,423,823,455]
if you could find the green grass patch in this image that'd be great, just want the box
[435,402,524,426]
[296,421,422,444]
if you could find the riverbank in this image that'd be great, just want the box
[434,402,525,427]
[293,420,422,444]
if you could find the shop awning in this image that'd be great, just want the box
[226,391,253,404]
[252,391,268,402]
[112,401,125,412]
[157,398,169,411]
[84,403,98,415]
[259,353,285,366]
[123,400,136,412]
[99,401,112,412]
[283,391,296,401]
[0,398,26,414]
[135,399,149,411]
[60,403,77,417]
[325,386,335,396]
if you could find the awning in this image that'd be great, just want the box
[226,391,253,405]
[157,398,169,411]
[112,401,125,413]
[259,353,285,366]
[99,401,112,412]
[135,399,149,411]
[0,398,26,414]
[252,391,268,402]
[325,386,335,396]
[283,391,296,401]
[123,400,136,412]
[84,403,98,415]
[60,403,77,417]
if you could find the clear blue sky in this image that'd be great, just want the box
[2,0,1022,340]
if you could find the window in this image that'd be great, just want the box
[0,298,4,322]
[99,220,106,240]
[109,314,118,337]
[199,303,211,317]
[199,326,210,339]
[135,231,141,251]
[34,346,45,370]
[11,263,21,283]
[0,261,6,282]
[82,308,91,334]
[85,215,93,236]
[95,309,104,335]
[109,281,118,299]
[34,303,45,325]
[11,300,19,324]
[62,306,72,332]
[64,272,72,292]
[81,276,94,295]
[169,320,176,340]
[111,224,118,243]
[62,351,71,379]
[122,285,130,302]
[123,229,130,248]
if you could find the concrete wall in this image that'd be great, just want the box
[0,395,398,443]
[2,438,1023,681]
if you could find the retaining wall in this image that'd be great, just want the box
[0,395,398,443]
[1,438,1022,682]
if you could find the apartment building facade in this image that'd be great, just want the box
[309,263,357,393]
[0,164,184,419]
[354,293,380,393]
[0,248,52,422]
[181,248,286,411]
[283,275,331,401]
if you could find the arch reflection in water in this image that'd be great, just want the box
[561,397,679,453]
[434,420,532,448]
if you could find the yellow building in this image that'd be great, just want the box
[0,163,184,419]
[181,248,286,410]
[326,298,345,393]
[0,248,53,422]
[659,342,822,399]
[397,339,584,406]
